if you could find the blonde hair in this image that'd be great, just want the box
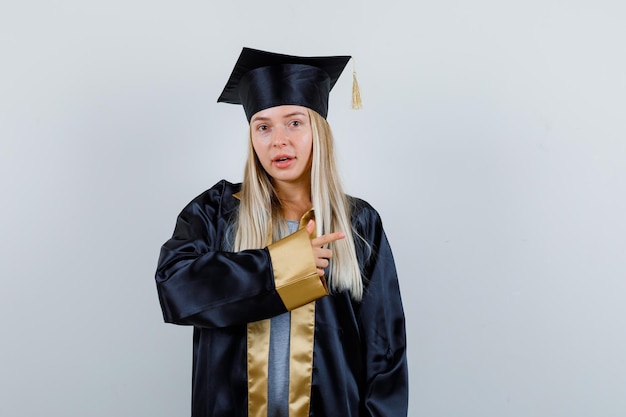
[233,109,363,301]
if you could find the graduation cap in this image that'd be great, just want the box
[217,47,361,121]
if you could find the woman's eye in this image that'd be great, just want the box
[289,120,301,127]
[257,125,268,131]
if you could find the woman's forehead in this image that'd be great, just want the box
[250,105,310,123]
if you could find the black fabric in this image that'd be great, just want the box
[155,180,408,417]
[217,47,351,121]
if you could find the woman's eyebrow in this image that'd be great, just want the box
[282,111,307,119]
[250,116,270,124]
[251,112,307,124]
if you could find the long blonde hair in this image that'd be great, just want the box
[233,108,363,301]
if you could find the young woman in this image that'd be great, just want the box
[155,47,408,417]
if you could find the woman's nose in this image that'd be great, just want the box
[272,128,288,147]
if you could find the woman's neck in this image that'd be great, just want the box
[274,181,312,221]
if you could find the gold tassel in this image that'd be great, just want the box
[351,59,362,109]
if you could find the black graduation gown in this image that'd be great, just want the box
[155,180,408,416]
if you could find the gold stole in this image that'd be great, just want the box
[247,212,318,417]
[247,303,316,417]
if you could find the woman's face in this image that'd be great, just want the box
[250,105,313,189]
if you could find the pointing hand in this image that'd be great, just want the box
[306,220,345,277]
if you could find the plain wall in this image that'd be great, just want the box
[1,1,625,416]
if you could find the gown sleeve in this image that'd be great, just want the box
[155,184,327,328]
[356,205,409,416]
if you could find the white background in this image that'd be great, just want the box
[1,1,625,416]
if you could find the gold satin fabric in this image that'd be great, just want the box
[268,227,328,310]
[233,196,327,309]
[247,319,271,417]
[288,301,316,416]
[247,209,325,417]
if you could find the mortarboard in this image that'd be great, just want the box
[217,47,357,121]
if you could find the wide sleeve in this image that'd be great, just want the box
[155,189,327,329]
[357,207,409,416]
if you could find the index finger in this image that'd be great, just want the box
[311,231,346,248]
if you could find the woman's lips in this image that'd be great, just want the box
[272,154,295,168]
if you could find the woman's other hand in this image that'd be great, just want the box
[306,220,345,277]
